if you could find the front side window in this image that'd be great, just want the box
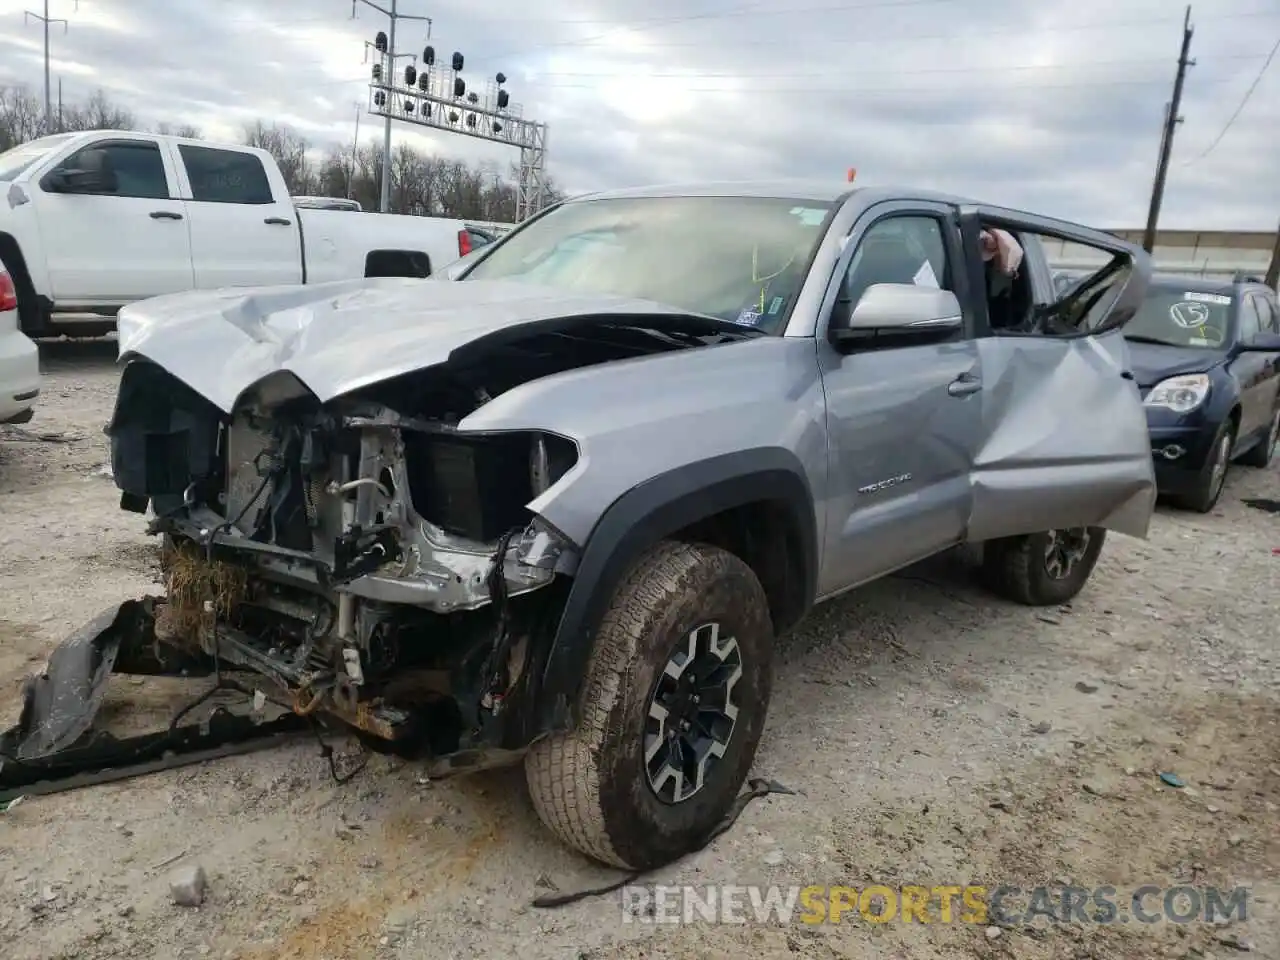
[461,195,837,332]
[48,141,170,199]
[1123,283,1235,349]
[180,145,273,204]
[841,215,952,309]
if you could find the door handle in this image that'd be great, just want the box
[947,374,982,397]
[149,210,183,220]
[1121,370,1135,380]
[264,217,292,226]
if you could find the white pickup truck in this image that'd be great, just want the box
[0,130,481,338]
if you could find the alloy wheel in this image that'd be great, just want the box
[644,621,743,804]
[1043,528,1092,580]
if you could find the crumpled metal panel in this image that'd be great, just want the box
[115,277,709,413]
[0,604,129,761]
[967,330,1157,541]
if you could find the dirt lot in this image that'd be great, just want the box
[1,339,1278,960]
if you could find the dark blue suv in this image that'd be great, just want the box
[1124,273,1280,512]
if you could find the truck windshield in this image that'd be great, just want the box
[0,134,77,181]
[461,195,836,332]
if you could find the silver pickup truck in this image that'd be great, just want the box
[2,181,1156,871]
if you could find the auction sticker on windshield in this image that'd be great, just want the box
[789,206,828,226]
[1170,301,1211,328]
[1183,292,1232,305]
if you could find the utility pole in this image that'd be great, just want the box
[24,0,72,135]
[352,0,431,213]
[1142,5,1195,254]
[1265,217,1280,290]
[348,102,361,199]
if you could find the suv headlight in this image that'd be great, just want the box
[1144,374,1209,414]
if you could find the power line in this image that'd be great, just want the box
[306,71,1256,93]
[510,53,1272,81]
[467,7,1280,64]
[263,8,1280,70]
[1181,33,1280,165]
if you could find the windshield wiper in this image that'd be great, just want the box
[1124,335,1183,347]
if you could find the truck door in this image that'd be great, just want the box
[956,208,1157,542]
[171,143,303,288]
[32,136,192,303]
[814,200,982,596]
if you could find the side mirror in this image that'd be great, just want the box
[1240,331,1280,352]
[830,283,963,348]
[43,149,117,194]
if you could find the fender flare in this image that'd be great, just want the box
[535,448,818,729]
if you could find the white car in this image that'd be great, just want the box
[0,263,39,424]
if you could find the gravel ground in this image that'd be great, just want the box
[1,338,1278,960]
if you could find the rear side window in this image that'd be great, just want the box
[179,146,273,204]
[1252,293,1278,333]
[1239,295,1262,342]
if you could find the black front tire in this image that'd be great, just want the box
[1172,422,1235,513]
[980,526,1107,606]
[524,540,774,871]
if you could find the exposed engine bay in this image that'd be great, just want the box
[93,307,754,766]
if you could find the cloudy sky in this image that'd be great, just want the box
[0,0,1276,229]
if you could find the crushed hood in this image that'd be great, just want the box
[115,277,721,412]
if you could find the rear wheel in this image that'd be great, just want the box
[1172,422,1234,513]
[981,526,1107,606]
[524,540,774,871]
[1239,408,1279,468]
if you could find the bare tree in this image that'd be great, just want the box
[241,120,316,195]
[154,121,203,139]
[61,88,136,132]
[0,84,46,150]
